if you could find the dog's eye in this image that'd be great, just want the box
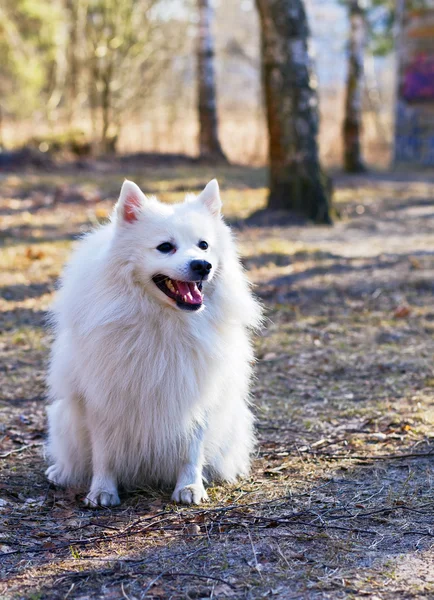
[157,242,175,253]
[198,241,208,251]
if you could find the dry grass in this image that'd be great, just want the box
[1,160,434,599]
[2,95,392,168]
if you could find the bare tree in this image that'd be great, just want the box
[343,0,366,172]
[197,0,227,162]
[255,0,332,223]
[80,0,175,153]
[64,0,81,125]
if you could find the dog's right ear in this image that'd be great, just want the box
[197,179,222,217]
[116,180,146,224]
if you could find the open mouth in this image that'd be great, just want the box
[152,275,204,311]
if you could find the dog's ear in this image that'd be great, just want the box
[116,180,146,224]
[197,179,222,217]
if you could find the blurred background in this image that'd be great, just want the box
[0,0,396,168]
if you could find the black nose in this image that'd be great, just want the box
[190,260,212,278]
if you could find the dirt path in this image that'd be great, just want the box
[1,165,433,599]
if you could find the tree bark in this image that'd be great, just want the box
[197,0,227,162]
[65,0,79,126]
[343,0,366,173]
[101,60,115,154]
[255,0,331,223]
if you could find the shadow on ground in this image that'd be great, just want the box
[1,437,433,599]
[1,166,434,598]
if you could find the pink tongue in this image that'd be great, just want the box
[174,281,190,296]
[173,280,203,304]
[188,282,203,304]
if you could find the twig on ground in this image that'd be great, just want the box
[0,442,43,459]
[121,582,131,600]
[246,528,262,578]
[297,449,434,462]
[140,571,167,597]
[64,584,75,599]
[55,568,237,590]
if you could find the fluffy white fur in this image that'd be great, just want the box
[45,179,262,507]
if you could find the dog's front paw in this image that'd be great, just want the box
[84,489,120,508]
[171,483,208,505]
[45,464,67,487]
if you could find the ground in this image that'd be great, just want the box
[1,158,434,599]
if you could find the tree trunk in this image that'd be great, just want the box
[88,58,99,153]
[255,0,331,223]
[343,0,366,173]
[101,70,111,154]
[65,0,79,126]
[197,0,227,162]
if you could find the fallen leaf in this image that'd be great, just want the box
[394,304,411,319]
[409,256,421,269]
[95,207,109,219]
[25,247,45,260]
[185,523,201,535]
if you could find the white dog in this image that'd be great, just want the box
[45,179,261,506]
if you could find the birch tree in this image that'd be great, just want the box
[255,0,331,223]
[84,0,167,153]
[197,0,227,161]
[343,0,367,172]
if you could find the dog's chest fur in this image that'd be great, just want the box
[75,304,225,486]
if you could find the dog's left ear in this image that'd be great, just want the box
[197,179,222,217]
[116,180,146,224]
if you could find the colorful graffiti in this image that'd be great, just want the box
[395,7,434,164]
[403,53,434,102]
